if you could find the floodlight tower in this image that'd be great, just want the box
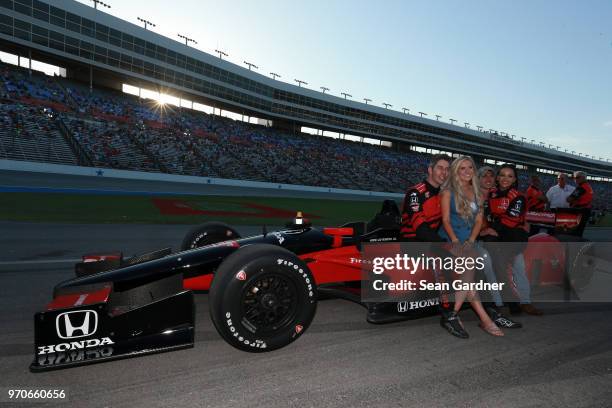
[178,34,197,47]
[137,17,156,30]
[244,61,258,71]
[90,0,110,10]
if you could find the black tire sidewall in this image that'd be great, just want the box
[209,245,317,352]
[181,222,240,251]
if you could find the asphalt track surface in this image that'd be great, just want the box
[1,222,611,408]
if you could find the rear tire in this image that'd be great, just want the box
[209,244,317,352]
[180,222,240,251]
[568,241,596,291]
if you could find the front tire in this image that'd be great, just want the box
[209,244,317,352]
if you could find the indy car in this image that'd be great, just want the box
[30,201,593,371]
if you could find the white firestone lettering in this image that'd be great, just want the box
[224,312,267,349]
[276,258,314,298]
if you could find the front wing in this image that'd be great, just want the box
[31,281,194,372]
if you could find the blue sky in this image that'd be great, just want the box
[78,0,612,161]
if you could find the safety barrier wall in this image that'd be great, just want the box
[0,159,403,198]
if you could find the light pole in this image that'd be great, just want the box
[435,115,442,121]
[464,122,470,128]
[382,103,392,109]
[86,1,110,94]
[341,92,352,99]
[244,61,258,71]
[178,34,197,46]
[90,0,110,9]
[295,79,307,87]
[270,72,281,80]
[320,87,329,93]
[363,98,371,104]
[214,49,228,59]
[402,108,409,114]
[449,118,457,125]
[137,17,155,30]
[521,137,526,143]
[476,125,483,131]
[418,112,427,118]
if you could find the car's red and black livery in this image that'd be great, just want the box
[30,201,592,372]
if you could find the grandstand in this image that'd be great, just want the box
[0,0,611,210]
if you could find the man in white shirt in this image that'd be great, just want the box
[545,173,575,209]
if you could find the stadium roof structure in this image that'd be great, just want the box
[1,0,611,178]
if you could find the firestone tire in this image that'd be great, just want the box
[209,244,317,352]
[180,222,241,251]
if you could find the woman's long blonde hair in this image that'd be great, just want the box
[442,156,481,221]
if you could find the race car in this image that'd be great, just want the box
[30,202,593,372]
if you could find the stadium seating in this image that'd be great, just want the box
[0,62,610,210]
[62,115,159,172]
[0,103,77,166]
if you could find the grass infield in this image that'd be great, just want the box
[595,213,612,227]
[0,192,386,226]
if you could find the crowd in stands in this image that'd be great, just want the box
[0,62,610,210]
[1,66,67,105]
[0,101,77,165]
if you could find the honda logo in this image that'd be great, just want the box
[56,310,98,339]
[397,302,409,313]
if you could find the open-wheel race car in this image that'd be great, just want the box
[30,201,594,371]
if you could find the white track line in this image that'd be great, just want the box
[0,258,81,266]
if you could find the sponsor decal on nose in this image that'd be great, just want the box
[56,310,98,339]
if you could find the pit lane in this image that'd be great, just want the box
[1,221,611,407]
